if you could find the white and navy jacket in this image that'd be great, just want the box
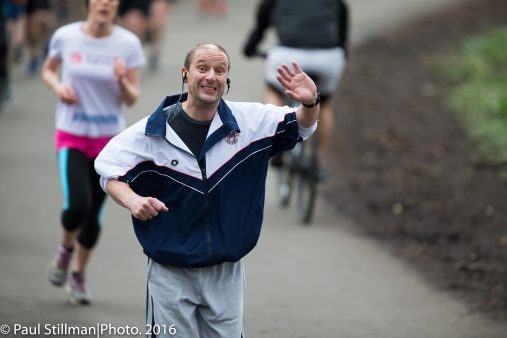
[95,93,316,268]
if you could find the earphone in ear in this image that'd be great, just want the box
[182,72,187,80]
[225,78,231,95]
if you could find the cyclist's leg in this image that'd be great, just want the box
[316,99,333,168]
[264,47,287,106]
[305,48,345,175]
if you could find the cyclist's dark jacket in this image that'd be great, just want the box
[243,0,349,56]
[95,94,316,267]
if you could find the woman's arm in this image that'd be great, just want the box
[41,56,79,104]
[115,57,141,107]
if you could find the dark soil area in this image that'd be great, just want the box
[324,0,507,323]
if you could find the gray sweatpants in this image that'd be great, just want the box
[146,259,245,338]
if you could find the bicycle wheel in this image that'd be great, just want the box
[275,151,293,207]
[296,136,318,224]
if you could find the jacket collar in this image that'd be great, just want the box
[145,93,241,160]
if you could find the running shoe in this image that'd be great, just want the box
[48,243,73,287]
[67,272,92,305]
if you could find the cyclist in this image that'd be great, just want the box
[243,0,349,177]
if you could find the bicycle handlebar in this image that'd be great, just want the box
[244,49,267,59]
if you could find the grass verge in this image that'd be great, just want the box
[431,26,507,177]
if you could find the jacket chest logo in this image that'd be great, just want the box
[225,131,240,145]
[171,159,178,166]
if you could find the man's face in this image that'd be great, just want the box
[186,47,229,106]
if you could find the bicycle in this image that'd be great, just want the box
[247,50,321,224]
[274,110,320,225]
[271,80,321,225]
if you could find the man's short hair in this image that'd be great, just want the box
[184,43,231,71]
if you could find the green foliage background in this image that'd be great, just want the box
[433,27,507,176]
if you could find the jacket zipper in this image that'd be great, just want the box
[200,161,213,261]
[163,135,214,261]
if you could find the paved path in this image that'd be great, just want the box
[0,0,505,337]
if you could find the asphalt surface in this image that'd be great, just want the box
[1,0,506,337]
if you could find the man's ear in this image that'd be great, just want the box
[181,68,188,83]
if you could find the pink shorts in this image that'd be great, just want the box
[55,130,113,160]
